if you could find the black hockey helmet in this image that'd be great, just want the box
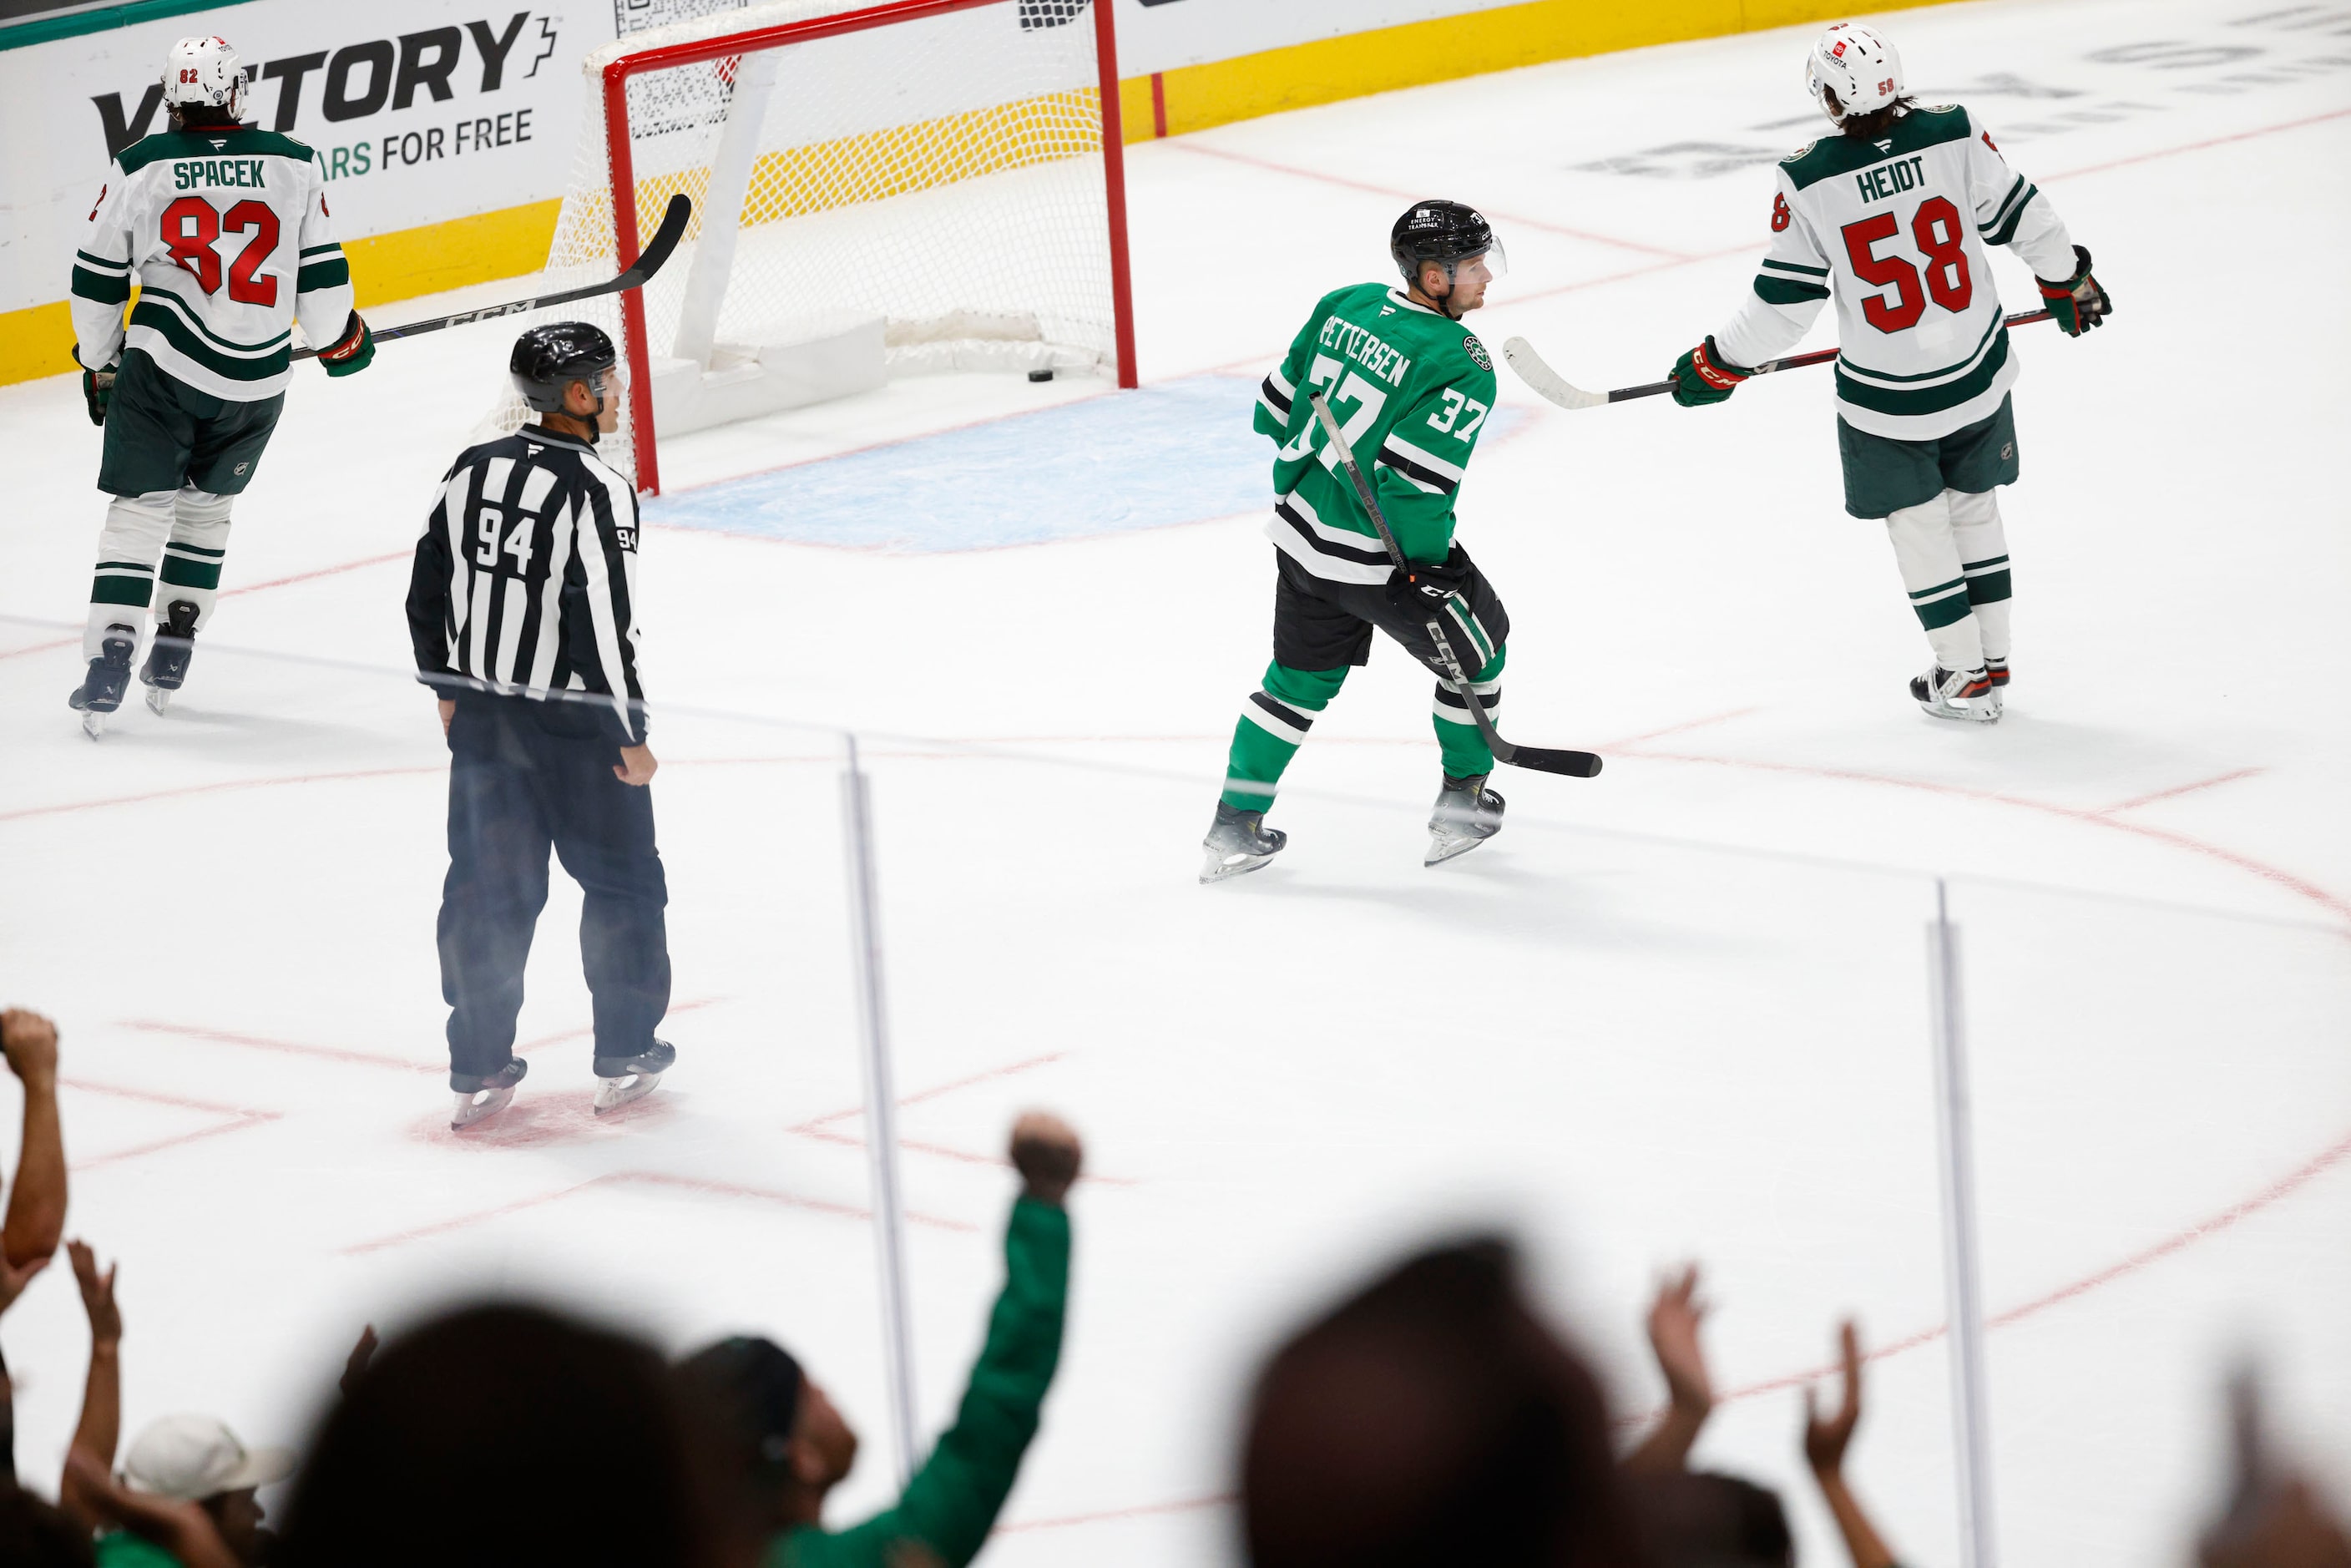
[1390,200,1504,290]
[509,321,618,415]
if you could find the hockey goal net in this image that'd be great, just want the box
[498,0,1136,493]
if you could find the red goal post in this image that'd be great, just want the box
[544,0,1140,493]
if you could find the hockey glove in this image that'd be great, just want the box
[1387,544,1473,613]
[318,311,376,377]
[1671,336,1750,407]
[81,365,117,427]
[2037,245,2112,336]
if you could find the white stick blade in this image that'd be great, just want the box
[1502,336,1607,411]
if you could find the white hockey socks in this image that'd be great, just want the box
[84,487,236,660]
[1884,488,1985,675]
[1948,488,2011,664]
[86,489,174,659]
[162,486,235,632]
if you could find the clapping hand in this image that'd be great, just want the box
[1803,1319,1866,1478]
[68,1240,120,1344]
[1009,1113,1082,1206]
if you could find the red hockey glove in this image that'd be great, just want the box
[1671,336,1750,407]
[2037,245,2111,337]
[319,311,375,377]
[82,364,117,427]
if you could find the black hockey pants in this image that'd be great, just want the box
[438,693,670,1079]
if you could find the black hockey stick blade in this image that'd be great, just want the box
[293,194,694,359]
[1497,743,1604,778]
[1504,309,2055,412]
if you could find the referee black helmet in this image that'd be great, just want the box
[509,321,618,414]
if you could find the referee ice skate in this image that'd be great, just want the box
[407,323,674,1130]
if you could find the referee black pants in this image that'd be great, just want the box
[438,693,670,1079]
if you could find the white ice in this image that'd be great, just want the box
[3,1,2348,1562]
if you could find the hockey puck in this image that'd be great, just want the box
[1027,369,1054,383]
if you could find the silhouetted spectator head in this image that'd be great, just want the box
[120,1413,296,1562]
[1241,1236,1641,1568]
[275,1302,707,1568]
[1625,1471,1794,1567]
[677,1334,859,1544]
[0,1486,94,1567]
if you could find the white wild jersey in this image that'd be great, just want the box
[70,124,354,402]
[1713,104,2076,440]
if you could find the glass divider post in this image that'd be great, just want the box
[842,730,919,1486]
[1929,878,1999,1567]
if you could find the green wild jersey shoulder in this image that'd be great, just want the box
[1777,104,1974,191]
[114,124,321,177]
[1255,281,1499,564]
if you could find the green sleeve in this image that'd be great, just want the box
[95,1533,185,1568]
[1254,307,1322,448]
[774,1196,1071,1568]
[1373,362,1497,564]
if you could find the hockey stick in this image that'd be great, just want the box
[290,193,695,361]
[1502,308,2054,411]
[1304,392,1602,780]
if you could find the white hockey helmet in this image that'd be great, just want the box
[163,36,246,121]
[1806,23,1904,124]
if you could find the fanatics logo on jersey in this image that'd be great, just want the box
[1463,335,1491,372]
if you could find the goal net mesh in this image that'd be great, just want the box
[485,0,1119,486]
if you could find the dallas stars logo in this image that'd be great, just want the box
[1463,335,1491,372]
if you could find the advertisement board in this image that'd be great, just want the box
[0,0,1943,382]
[0,1,600,315]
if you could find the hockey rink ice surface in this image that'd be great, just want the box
[3,0,2348,1559]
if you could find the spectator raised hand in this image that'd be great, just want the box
[2,1009,68,1270]
[1625,1263,1717,1474]
[1802,1320,1898,1568]
[58,1241,123,1535]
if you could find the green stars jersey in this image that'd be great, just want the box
[1254,283,1499,584]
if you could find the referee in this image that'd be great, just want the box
[407,322,675,1130]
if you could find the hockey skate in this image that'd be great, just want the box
[593,1039,675,1114]
[1426,773,1505,866]
[139,599,198,716]
[67,624,139,740]
[1201,802,1287,883]
[451,1057,528,1130]
[1910,664,2003,724]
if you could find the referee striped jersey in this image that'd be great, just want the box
[407,426,648,741]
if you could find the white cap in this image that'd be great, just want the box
[1806,23,1904,124]
[121,1414,296,1501]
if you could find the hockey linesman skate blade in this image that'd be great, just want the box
[144,686,171,717]
[451,1085,518,1130]
[81,711,106,741]
[593,1071,665,1114]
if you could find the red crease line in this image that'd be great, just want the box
[2048,105,2351,181]
[0,766,442,827]
[339,1169,976,1256]
[2096,767,2265,817]
[996,1492,1235,1534]
[793,1049,1074,1130]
